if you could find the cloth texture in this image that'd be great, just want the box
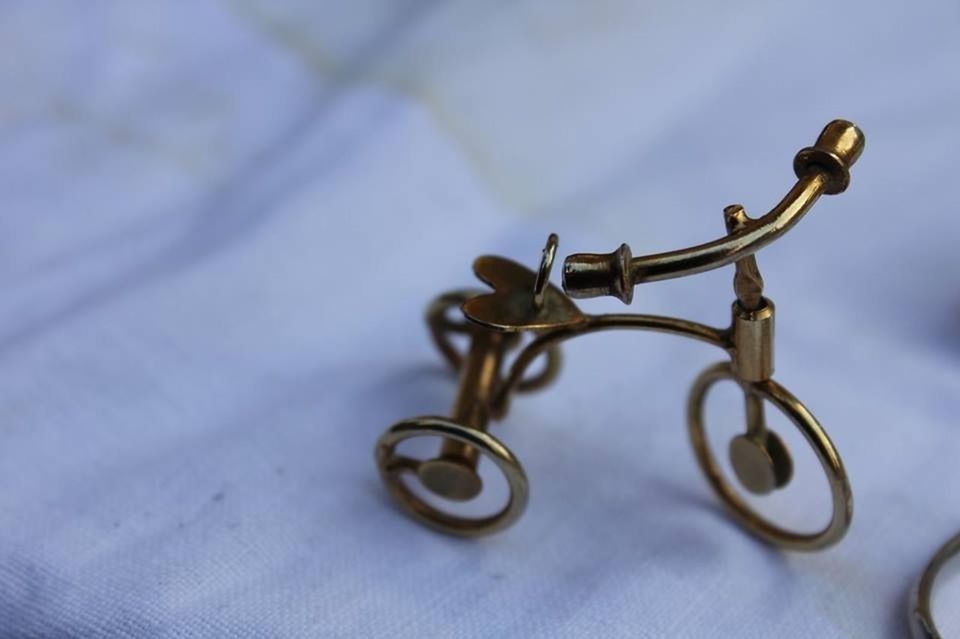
[0,1,958,637]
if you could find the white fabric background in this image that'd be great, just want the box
[1,1,958,637]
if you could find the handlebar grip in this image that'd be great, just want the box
[793,119,865,195]
[563,243,633,304]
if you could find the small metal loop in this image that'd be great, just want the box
[375,417,529,537]
[533,233,558,310]
[687,361,852,551]
[910,530,960,639]
[425,289,485,372]
[513,346,562,393]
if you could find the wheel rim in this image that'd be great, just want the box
[687,362,852,551]
[375,417,528,537]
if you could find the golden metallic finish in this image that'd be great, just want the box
[794,119,865,195]
[909,530,960,638]
[731,301,775,382]
[425,288,561,393]
[374,120,862,549]
[723,204,764,311]
[564,120,865,298]
[687,362,851,550]
[728,431,791,495]
[560,243,633,304]
[423,328,509,500]
[425,289,485,372]
[376,417,528,536]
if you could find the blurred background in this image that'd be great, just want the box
[0,1,958,636]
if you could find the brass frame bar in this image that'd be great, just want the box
[495,313,730,407]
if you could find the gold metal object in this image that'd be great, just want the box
[375,120,863,548]
[910,530,960,637]
[563,119,865,300]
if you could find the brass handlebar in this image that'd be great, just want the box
[562,120,865,303]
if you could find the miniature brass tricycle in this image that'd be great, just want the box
[375,120,864,551]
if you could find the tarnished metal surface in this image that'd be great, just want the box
[375,121,862,547]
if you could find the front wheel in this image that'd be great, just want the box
[686,362,852,551]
